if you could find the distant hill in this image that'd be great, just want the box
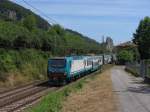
[0,0,103,54]
[0,0,50,30]
[66,29,100,45]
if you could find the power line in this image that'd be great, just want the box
[21,0,59,25]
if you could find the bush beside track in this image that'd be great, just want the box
[26,64,113,112]
[0,48,50,87]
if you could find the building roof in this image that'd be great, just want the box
[116,41,137,48]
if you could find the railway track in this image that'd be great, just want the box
[0,81,59,112]
[0,81,45,100]
[0,80,44,94]
[0,68,103,112]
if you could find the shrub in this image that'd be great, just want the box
[117,50,134,65]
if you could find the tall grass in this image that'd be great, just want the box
[0,48,52,86]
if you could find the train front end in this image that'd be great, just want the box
[47,57,68,85]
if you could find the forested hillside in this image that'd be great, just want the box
[0,0,103,86]
[0,0,50,30]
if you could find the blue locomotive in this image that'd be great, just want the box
[47,55,114,85]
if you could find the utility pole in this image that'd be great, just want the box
[102,35,105,44]
[102,35,105,53]
[101,35,105,64]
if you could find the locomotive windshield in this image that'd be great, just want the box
[49,59,66,68]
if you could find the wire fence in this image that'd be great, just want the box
[126,62,141,76]
[142,60,150,78]
[125,60,150,78]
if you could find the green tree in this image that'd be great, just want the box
[23,15,36,31]
[117,50,134,64]
[133,16,150,59]
[49,24,65,35]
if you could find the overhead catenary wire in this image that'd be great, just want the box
[12,0,65,55]
[21,0,60,25]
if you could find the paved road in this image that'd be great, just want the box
[111,66,150,112]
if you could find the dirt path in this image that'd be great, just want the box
[111,66,150,112]
[62,69,117,112]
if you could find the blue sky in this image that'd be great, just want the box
[11,0,150,45]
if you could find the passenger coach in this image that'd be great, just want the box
[47,55,113,85]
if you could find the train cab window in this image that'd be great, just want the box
[50,59,66,68]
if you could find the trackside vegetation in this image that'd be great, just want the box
[27,80,86,112]
[0,49,51,85]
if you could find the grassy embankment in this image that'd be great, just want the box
[26,64,115,112]
[0,48,51,87]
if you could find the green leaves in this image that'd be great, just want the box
[0,20,103,56]
[0,48,50,81]
[23,15,36,31]
[117,50,134,64]
[133,16,150,59]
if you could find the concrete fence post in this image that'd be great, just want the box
[140,60,146,78]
